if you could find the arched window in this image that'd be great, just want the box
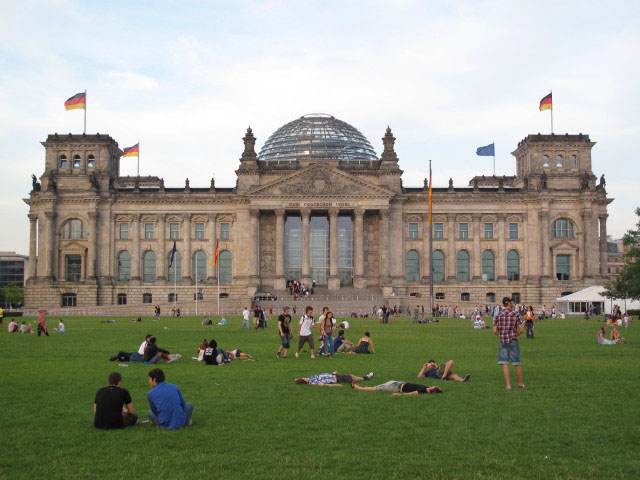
[59,154,68,169]
[192,250,207,281]
[405,250,420,282]
[168,251,182,282]
[556,154,563,167]
[551,218,574,238]
[507,250,520,281]
[73,154,81,168]
[542,155,550,167]
[218,250,232,282]
[62,219,84,239]
[456,250,470,281]
[142,251,156,282]
[432,250,445,282]
[116,251,131,281]
[87,154,95,168]
[570,155,577,169]
[482,250,495,281]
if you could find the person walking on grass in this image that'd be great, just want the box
[147,368,193,428]
[494,296,524,390]
[94,371,138,429]
[317,310,335,357]
[418,360,470,382]
[37,309,49,336]
[295,306,315,359]
[276,306,292,358]
[524,305,535,339]
[242,307,251,330]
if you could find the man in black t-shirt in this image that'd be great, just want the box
[276,306,292,358]
[94,372,138,429]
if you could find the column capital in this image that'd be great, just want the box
[447,213,456,221]
[182,213,192,222]
[209,213,217,223]
[354,207,365,217]
[497,213,507,221]
[422,213,429,222]
[538,210,550,220]
[132,213,141,222]
[328,207,339,217]
[249,208,260,218]
[44,211,56,220]
[581,209,593,219]
[599,213,609,220]
[28,213,38,222]
[300,207,311,217]
[275,208,286,217]
[88,211,98,220]
[379,207,390,217]
[157,213,166,222]
[472,214,482,221]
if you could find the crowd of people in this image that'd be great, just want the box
[287,279,313,299]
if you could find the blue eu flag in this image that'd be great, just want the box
[476,143,495,156]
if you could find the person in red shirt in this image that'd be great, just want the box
[493,297,524,390]
[37,309,49,337]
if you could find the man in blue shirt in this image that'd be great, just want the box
[147,368,193,429]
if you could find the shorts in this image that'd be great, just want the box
[298,335,314,351]
[376,381,403,393]
[335,374,353,384]
[498,340,521,365]
[281,333,291,348]
[436,365,448,379]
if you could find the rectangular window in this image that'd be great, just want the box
[486,292,496,303]
[169,223,179,239]
[117,293,127,305]
[144,223,154,239]
[484,223,493,239]
[194,292,204,300]
[65,255,82,281]
[408,223,418,239]
[60,159,67,169]
[73,158,81,168]
[434,223,444,239]
[119,223,129,240]
[61,293,76,307]
[459,223,468,239]
[556,255,571,280]
[195,223,205,239]
[168,293,177,302]
[142,293,153,304]
[435,292,445,300]
[220,223,230,239]
[509,223,519,239]
[512,293,521,304]
[461,293,470,301]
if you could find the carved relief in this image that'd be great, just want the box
[364,214,380,278]
[259,213,276,276]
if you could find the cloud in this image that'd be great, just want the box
[106,72,160,91]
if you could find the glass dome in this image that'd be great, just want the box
[258,114,378,165]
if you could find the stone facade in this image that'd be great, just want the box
[24,124,611,313]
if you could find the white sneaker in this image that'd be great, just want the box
[364,372,374,380]
[295,352,299,358]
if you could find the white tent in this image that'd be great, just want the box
[555,286,640,315]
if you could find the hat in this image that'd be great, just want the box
[283,306,290,311]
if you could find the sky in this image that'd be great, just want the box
[1,0,639,255]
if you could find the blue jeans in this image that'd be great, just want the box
[148,402,193,427]
[242,319,250,329]
[318,333,333,356]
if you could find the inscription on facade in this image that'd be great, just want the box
[285,202,354,208]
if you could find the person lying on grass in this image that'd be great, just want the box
[229,349,252,359]
[418,360,471,383]
[144,336,181,364]
[347,332,375,354]
[351,381,442,396]
[94,371,138,429]
[294,371,375,386]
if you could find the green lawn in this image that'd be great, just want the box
[1,315,638,479]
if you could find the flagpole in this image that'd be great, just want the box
[493,141,495,176]
[84,89,87,135]
[217,261,220,317]
[428,160,434,318]
[137,140,140,177]
[550,89,553,134]
[173,258,177,314]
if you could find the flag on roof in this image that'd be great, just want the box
[122,144,139,157]
[64,92,86,110]
[539,92,552,111]
[476,143,495,156]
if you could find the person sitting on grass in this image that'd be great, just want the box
[418,360,470,382]
[351,381,442,396]
[8,319,19,333]
[130,316,142,323]
[202,339,231,365]
[20,321,33,334]
[147,368,193,428]
[610,325,626,344]
[94,371,138,429]
[229,348,252,359]
[144,336,181,364]
[333,329,355,353]
[473,316,488,329]
[202,316,212,326]
[347,332,375,354]
[294,371,375,386]
[54,319,65,333]
[193,339,208,361]
[598,326,617,345]
[216,317,227,326]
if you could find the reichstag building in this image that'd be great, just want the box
[24,114,611,311]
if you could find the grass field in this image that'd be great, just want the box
[1,314,639,479]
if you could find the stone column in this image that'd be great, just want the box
[447,214,456,280]
[472,214,481,280]
[328,207,340,290]
[182,214,192,282]
[28,214,37,281]
[87,211,98,280]
[379,208,390,282]
[353,208,365,289]
[208,214,217,281]
[37,214,46,278]
[274,209,286,290]
[539,210,550,278]
[599,214,608,277]
[421,213,430,283]
[580,210,590,279]
[131,214,141,281]
[497,214,507,280]
[44,211,56,280]
[157,214,167,282]
[389,202,404,285]
[301,208,311,283]
[249,209,260,285]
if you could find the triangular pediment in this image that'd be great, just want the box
[248,164,394,197]
[60,240,87,253]
[550,239,578,250]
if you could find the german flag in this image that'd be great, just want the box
[211,240,219,266]
[64,92,86,110]
[122,144,139,157]
[539,92,552,111]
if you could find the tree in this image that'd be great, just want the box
[602,207,640,301]
[1,283,24,307]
